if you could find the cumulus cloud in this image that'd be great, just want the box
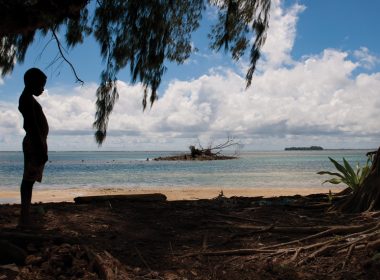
[149,52,379,142]
[260,0,305,68]
[353,47,380,70]
[38,83,97,134]
[0,101,23,136]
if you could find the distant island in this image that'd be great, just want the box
[285,146,324,151]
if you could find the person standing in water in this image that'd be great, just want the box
[18,68,49,226]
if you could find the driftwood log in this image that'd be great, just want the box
[74,193,167,204]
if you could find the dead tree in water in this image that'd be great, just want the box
[189,137,242,158]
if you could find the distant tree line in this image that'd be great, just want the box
[284,146,323,151]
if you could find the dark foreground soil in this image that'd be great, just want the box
[0,193,379,279]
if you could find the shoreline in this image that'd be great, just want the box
[0,186,343,204]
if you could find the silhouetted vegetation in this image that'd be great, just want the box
[333,149,380,212]
[318,156,372,192]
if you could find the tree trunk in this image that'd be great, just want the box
[334,147,380,212]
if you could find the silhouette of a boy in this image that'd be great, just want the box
[18,68,49,226]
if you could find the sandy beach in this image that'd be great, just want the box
[0,186,342,204]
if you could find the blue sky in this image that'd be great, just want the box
[1,0,380,151]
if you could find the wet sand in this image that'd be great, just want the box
[0,186,342,204]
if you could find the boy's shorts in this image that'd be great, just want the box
[23,138,46,183]
[23,160,45,182]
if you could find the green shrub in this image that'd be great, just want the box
[318,156,372,191]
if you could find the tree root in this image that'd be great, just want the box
[265,222,379,250]
[182,221,380,267]
[209,223,332,234]
[342,244,355,269]
[298,243,338,266]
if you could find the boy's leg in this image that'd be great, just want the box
[19,179,34,225]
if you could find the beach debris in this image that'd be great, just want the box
[90,250,130,280]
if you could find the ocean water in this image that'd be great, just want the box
[0,150,372,191]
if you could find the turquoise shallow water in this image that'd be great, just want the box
[0,150,371,191]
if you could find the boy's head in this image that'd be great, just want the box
[24,68,47,96]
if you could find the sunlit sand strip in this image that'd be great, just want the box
[0,186,344,204]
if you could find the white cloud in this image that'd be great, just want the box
[0,101,22,131]
[30,83,97,137]
[260,0,305,69]
[353,47,380,70]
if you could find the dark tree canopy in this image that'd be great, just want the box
[0,0,271,144]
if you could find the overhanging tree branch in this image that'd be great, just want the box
[51,28,84,84]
